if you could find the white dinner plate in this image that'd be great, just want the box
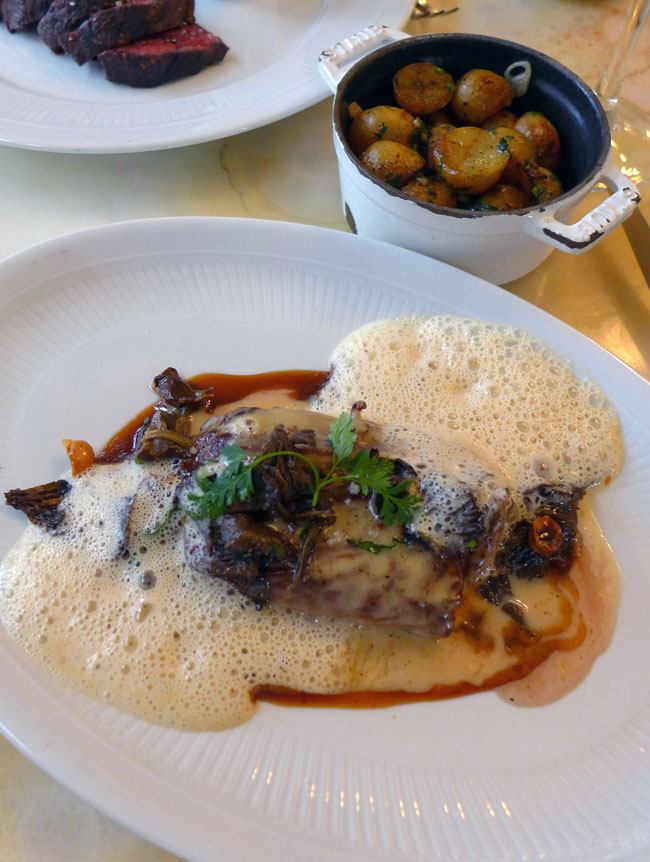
[0,218,649,861]
[0,0,411,153]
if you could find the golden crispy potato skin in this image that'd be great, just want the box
[347,105,416,156]
[437,126,510,195]
[451,70,514,125]
[401,176,459,208]
[426,123,455,172]
[525,164,564,203]
[393,62,455,116]
[475,183,530,211]
[481,110,517,130]
[488,126,536,187]
[361,140,426,186]
[515,112,561,170]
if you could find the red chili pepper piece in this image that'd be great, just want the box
[529,515,563,556]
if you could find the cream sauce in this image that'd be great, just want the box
[0,315,626,729]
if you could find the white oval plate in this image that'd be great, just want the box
[0,0,411,153]
[0,218,649,862]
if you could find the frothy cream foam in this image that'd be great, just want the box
[314,316,623,492]
[0,463,353,730]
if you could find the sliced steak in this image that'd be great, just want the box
[37,0,113,52]
[3,0,52,31]
[98,24,228,87]
[60,0,194,64]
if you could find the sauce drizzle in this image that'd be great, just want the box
[97,369,329,463]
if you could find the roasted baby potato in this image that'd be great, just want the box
[525,164,564,203]
[515,112,561,170]
[473,183,530,211]
[393,62,455,115]
[437,126,510,194]
[488,126,536,186]
[426,108,456,127]
[481,109,517,130]
[426,123,455,171]
[451,69,514,125]
[361,140,425,186]
[347,105,416,156]
[401,175,459,208]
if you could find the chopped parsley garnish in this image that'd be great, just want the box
[348,538,406,554]
[375,121,388,140]
[384,172,402,188]
[497,137,510,154]
[145,505,178,536]
[185,412,422,526]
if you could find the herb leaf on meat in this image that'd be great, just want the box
[185,413,422,526]
[327,411,356,465]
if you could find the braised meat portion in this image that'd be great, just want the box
[98,24,229,88]
[179,406,465,636]
[60,0,194,64]
[183,481,463,637]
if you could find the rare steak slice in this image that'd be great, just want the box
[98,24,228,87]
[60,0,194,64]
[3,0,52,31]
[37,0,113,52]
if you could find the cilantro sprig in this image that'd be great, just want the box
[185,412,422,526]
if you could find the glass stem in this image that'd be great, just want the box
[596,0,650,115]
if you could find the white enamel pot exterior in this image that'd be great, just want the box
[319,27,642,285]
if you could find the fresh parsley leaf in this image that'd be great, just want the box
[347,538,405,554]
[327,411,356,464]
[471,200,499,212]
[466,538,478,550]
[185,411,422,528]
[375,121,388,140]
[344,451,421,525]
[346,449,393,496]
[145,505,178,536]
[497,137,510,154]
[188,443,255,520]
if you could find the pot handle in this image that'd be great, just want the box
[522,158,641,253]
[318,25,410,93]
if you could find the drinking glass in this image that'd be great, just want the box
[595,0,650,185]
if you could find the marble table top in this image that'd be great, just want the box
[0,1,649,859]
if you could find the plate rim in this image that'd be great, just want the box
[1,216,649,862]
[0,0,413,154]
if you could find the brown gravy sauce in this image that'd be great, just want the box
[95,369,619,711]
[97,370,329,463]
